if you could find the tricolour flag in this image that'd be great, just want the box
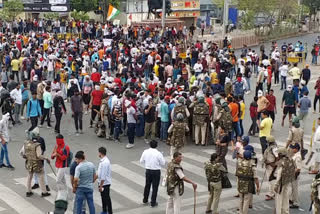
[107,5,120,21]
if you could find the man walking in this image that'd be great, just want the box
[26,92,42,133]
[166,152,197,214]
[73,151,97,214]
[40,86,53,128]
[281,85,297,127]
[0,113,14,169]
[10,83,22,125]
[97,147,113,214]
[51,134,70,191]
[71,89,83,135]
[258,110,273,155]
[140,140,165,207]
[125,100,137,149]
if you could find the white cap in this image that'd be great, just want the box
[258,90,263,97]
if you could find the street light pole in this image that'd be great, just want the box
[161,0,166,32]
[222,0,229,38]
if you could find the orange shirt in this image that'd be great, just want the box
[98,49,104,60]
[228,102,239,122]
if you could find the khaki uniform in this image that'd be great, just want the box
[171,104,190,123]
[168,122,189,156]
[236,158,257,214]
[166,160,185,214]
[204,161,226,214]
[290,152,302,207]
[263,144,278,198]
[193,103,209,145]
[311,177,320,214]
[275,157,296,214]
[287,127,304,150]
[100,99,111,139]
[19,140,48,193]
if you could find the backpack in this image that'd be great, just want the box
[63,145,73,167]
[233,81,244,96]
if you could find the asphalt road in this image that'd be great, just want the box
[0,32,319,214]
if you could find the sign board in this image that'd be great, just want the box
[169,11,200,17]
[22,0,70,12]
[171,0,200,11]
[103,39,113,47]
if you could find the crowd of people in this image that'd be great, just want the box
[1,17,320,214]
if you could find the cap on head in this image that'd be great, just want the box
[266,135,275,143]
[258,90,263,97]
[278,147,288,156]
[178,97,185,104]
[292,116,300,128]
[241,136,250,144]
[243,150,252,160]
[244,145,254,153]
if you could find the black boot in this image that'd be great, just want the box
[31,184,39,189]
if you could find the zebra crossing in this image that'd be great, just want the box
[0,135,315,214]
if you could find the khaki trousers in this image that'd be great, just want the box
[276,183,290,214]
[290,179,299,206]
[266,166,276,198]
[27,171,46,193]
[239,193,252,214]
[206,181,222,214]
[144,122,155,140]
[166,187,182,214]
[313,203,320,214]
[195,124,206,145]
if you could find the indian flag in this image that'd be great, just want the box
[107,5,120,21]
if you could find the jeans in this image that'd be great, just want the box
[0,142,11,166]
[160,121,169,141]
[143,169,161,206]
[41,108,51,126]
[231,121,240,140]
[239,119,244,136]
[101,185,113,214]
[74,112,83,131]
[248,117,258,135]
[28,116,38,131]
[127,123,136,144]
[76,187,95,214]
[91,105,100,126]
[114,120,122,140]
[55,113,62,133]
[136,115,145,137]
[260,136,268,154]
[312,55,318,64]
[281,76,287,90]
[14,103,21,123]
[73,196,86,214]
[245,77,251,91]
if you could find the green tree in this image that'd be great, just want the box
[71,0,98,12]
[71,10,90,21]
[44,12,60,20]
[109,0,120,9]
[302,0,320,18]
[0,0,24,21]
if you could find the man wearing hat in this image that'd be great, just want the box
[263,135,278,201]
[288,143,302,209]
[168,113,189,156]
[171,96,190,123]
[236,149,260,214]
[193,96,209,146]
[274,147,296,214]
[286,116,304,156]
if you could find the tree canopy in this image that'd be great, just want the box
[0,0,24,21]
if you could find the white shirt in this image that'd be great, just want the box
[98,156,112,186]
[193,63,203,74]
[279,65,288,77]
[10,88,22,104]
[140,148,165,170]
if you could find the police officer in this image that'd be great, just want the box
[274,147,296,214]
[216,126,230,171]
[204,153,227,214]
[286,116,304,158]
[263,135,279,201]
[236,150,260,214]
[19,129,51,197]
[171,97,190,123]
[288,143,302,209]
[193,96,209,146]
[100,91,112,140]
[311,172,320,213]
[166,152,197,214]
[168,113,189,156]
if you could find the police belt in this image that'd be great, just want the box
[237,175,254,181]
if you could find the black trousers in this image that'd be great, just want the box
[260,136,268,154]
[55,113,62,133]
[90,105,100,125]
[41,108,51,126]
[100,185,113,214]
[74,112,83,131]
[143,169,160,205]
[28,116,38,131]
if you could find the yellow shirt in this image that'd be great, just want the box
[240,102,245,120]
[154,64,159,77]
[11,59,20,71]
[60,72,67,83]
[259,117,273,137]
[210,72,218,84]
[19,57,24,67]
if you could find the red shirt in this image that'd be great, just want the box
[266,94,276,111]
[91,72,101,83]
[206,97,213,116]
[91,90,104,106]
[114,77,122,89]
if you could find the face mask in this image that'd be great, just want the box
[237,77,241,82]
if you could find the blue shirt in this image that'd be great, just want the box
[75,161,96,190]
[293,86,299,102]
[160,102,169,122]
[26,98,42,117]
[300,86,309,98]
[20,84,29,100]
[299,96,311,113]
